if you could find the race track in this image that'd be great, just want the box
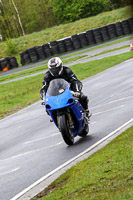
[0,57,133,200]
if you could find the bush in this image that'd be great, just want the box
[5,39,18,56]
[52,0,132,24]
[108,0,132,10]
[53,0,104,23]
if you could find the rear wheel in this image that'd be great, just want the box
[58,114,74,145]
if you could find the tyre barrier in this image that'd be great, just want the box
[50,41,59,55]
[0,57,18,71]
[20,17,133,66]
[27,47,39,62]
[35,45,46,60]
[114,22,124,37]
[42,43,53,57]
[128,18,133,33]
[100,26,110,41]
[86,30,96,45]
[121,19,131,35]
[58,39,66,53]
[20,50,31,65]
[64,37,74,51]
[71,34,81,49]
[107,23,117,39]
[78,33,88,48]
[93,28,103,43]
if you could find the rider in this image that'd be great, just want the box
[40,57,91,119]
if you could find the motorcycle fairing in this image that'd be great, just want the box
[45,78,85,137]
[45,85,74,110]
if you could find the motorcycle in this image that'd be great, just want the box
[44,78,89,145]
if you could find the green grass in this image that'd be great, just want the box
[0,6,132,64]
[70,51,133,81]
[0,51,133,119]
[0,65,47,83]
[0,74,44,119]
[33,126,133,200]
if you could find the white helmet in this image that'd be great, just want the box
[48,57,63,77]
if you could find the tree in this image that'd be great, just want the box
[52,0,105,24]
[0,0,22,39]
[10,0,25,35]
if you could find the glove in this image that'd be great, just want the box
[40,89,45,100]
[73,92,81,98]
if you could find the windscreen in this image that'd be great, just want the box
[47,78,69,96]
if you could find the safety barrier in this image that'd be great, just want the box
[1,17,133,72]
[20,18,133,66]
[0,57,18,71]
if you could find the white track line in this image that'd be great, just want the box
[0,142,62,163]
[24,132,60,144]
[91,95,133,109]
[0,168,20,176]
[90,121,96,125]
[124,58,133,63]
[93,105,124,116]
[11,118,133,200]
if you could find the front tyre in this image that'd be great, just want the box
[58,114,74,145]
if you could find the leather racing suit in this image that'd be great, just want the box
[40,66,89,110]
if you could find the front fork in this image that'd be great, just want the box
[57,108,74,131]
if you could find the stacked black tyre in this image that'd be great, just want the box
[57,40,66,53]
[0,57,18,71]
[107,23,117,39]
[85,30,96,45]
[0,58,10,71]
[20,50,31,65]
[9,57,18,68]
[35,46,46,60]
[64,37,74,51]
[71,34,81,49]
[100,26,110,41]
[27,47,38,62]
[128,18,133,33]
[114,22,124,37]
[121,19,131,35]
[43,43,53,57]
[93,28,103,43]
[78,33,88,48]
[50,41,59,55]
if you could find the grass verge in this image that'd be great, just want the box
[71,51,133,81]
[0,65,47,83]
[0,51,133,119]
[33,125,133,200]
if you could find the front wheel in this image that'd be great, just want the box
[58,114,74,145]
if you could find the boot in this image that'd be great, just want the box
[85,109,92,120]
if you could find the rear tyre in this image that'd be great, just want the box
[58,114,74,145]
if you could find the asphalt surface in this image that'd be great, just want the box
[0,58,133,200]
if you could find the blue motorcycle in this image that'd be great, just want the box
[45,78,89,145]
